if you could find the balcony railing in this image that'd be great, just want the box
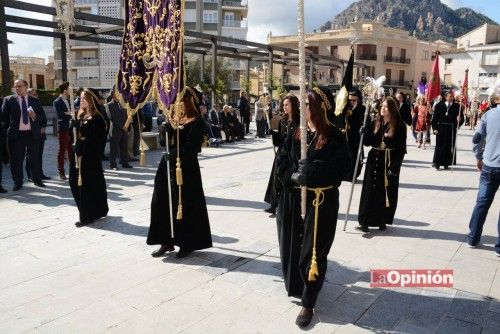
[356,54,377,61]
[222,20,247,28]
[74,78,100,87]
[73,40,99,47]
[222,1,247,7]
[55,59,99,67]
[386,80,411,87]
[384,56,411,64]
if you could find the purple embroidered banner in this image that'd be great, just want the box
[116,0,184,114]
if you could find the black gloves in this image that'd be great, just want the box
[291,159,308,186]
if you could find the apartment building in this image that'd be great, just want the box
[53,0,248,94]
[53,0,122,90]
[268,20,451,96]
[439,23,500,100]
[0,56,54,90]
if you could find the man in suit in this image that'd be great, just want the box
[238,91,251,135]
[107,92,132,170]
[396,92,413,127]
[1,79,46,190]
[53,82,73,180]
[25,88,50,181]
[210,104,224,142]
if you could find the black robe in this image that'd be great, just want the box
[147,120,212,251]
[69,113,109,223]
[333,103,366,181]
[299,126,350,308]
[264,118,290,208]
[432,101,464,167]
[358,121,406,227]
[275,124,302,297]
[277,126,350,307]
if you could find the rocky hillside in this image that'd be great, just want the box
[318,0,497,42]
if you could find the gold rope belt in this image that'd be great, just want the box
[372,147,394,208]
[296,185,335,282]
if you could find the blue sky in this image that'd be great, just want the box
[5,0,500,62]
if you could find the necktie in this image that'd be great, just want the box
[21,96,29,125]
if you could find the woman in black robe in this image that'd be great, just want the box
[265,96,299,214]
[357,96,407,232]
[147,87,212,259]
[69,88,109,227]
[274,94,302,297]
[289,88,351,327]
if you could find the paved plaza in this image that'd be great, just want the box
[0,124,499,334]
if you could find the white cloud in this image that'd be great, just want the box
[440,0,463,9]
[247,0,353,42]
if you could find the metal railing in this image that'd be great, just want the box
[55,58,99,67]
[222,20,247,28]
[73,40,99,47]
[384,56,411,64]
[222,1,247,7]
[74,78,100,87]
[356,54,377,61]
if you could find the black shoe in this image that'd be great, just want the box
[75,219,95,227]
[13,184,22,191]
[151,244,175,257]
[34,181,46,188]
[269,213,276,218]
[41,175,51,180]
[28,178,33,183]
[122,164,133,168]
[0,186,7,193]
[110,165,118,170]
[175,249,192,259]
[355,225,369,233]
[295,307,314,328]
[264,207,276,214]
[444,166,449,170]
[379,225,387,231]
[129,157,139,162]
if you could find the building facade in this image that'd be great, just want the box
[268,20,451,96]
[439,24,500,101]
[0,56,54,91]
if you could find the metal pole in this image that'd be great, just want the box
[268,49,273,95]
[165,129,174,238]
[0,0,12,95]
[308,56,314,88]
[200,53,204,82]
[211,39,216,106]
[61,36,68,81]
[297,0,307,218]
[451,100,462,173]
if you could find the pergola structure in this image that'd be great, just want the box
[1,0,363,96]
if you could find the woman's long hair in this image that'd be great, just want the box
[79,89,100,118]
[282,94,301,141]
[307,89,333,150]
[374,96,402,137]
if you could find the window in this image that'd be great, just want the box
[386,68,392,82]
[330,45,338,58]
[423,50,429,60]
[184,9,196,23]
[306,46,319,55]
[445,58,452,64]
[421,72,427,79]
[203,0,218,2]
[203,10,218,23]
[387,46,393,57]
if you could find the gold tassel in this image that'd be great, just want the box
[307,188,329,282]
[77,156,83,187]
[176,158,183,186]
[140,150,146,166]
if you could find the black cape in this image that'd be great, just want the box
[147,120,212,251]
[358,120,406,227]
[432,101,464,167]
[276,126,350,307]
[333,103,366,181]
[69,114,109,223]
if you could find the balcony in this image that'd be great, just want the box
[384,56,411,64]
[74,78,100,87]
[356,54,377,61]
[55,58,99,68]
[222,1,247,8]
[386,80,411,87]
[72,40,99,48]
[222,20,247,28]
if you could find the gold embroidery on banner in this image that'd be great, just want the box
[130,76,143,96]
[145,0,161,16]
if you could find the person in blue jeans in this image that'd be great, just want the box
[467,82,500,257]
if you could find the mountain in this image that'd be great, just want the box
[318,0,498,42]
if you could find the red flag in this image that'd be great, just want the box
[461,69,469,106]
[426,51,441,102]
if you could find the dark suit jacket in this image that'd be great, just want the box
[1,94,46,141]
[237,97,251,118]
[399,102,412,126]
[54,95,72,132]
[210,110,222,127]
[107,101,128,133]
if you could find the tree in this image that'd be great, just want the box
[416,15,425,32]
[185,55,232,103]
[434,17,445,34]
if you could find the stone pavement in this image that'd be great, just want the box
[0,124,499,334]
